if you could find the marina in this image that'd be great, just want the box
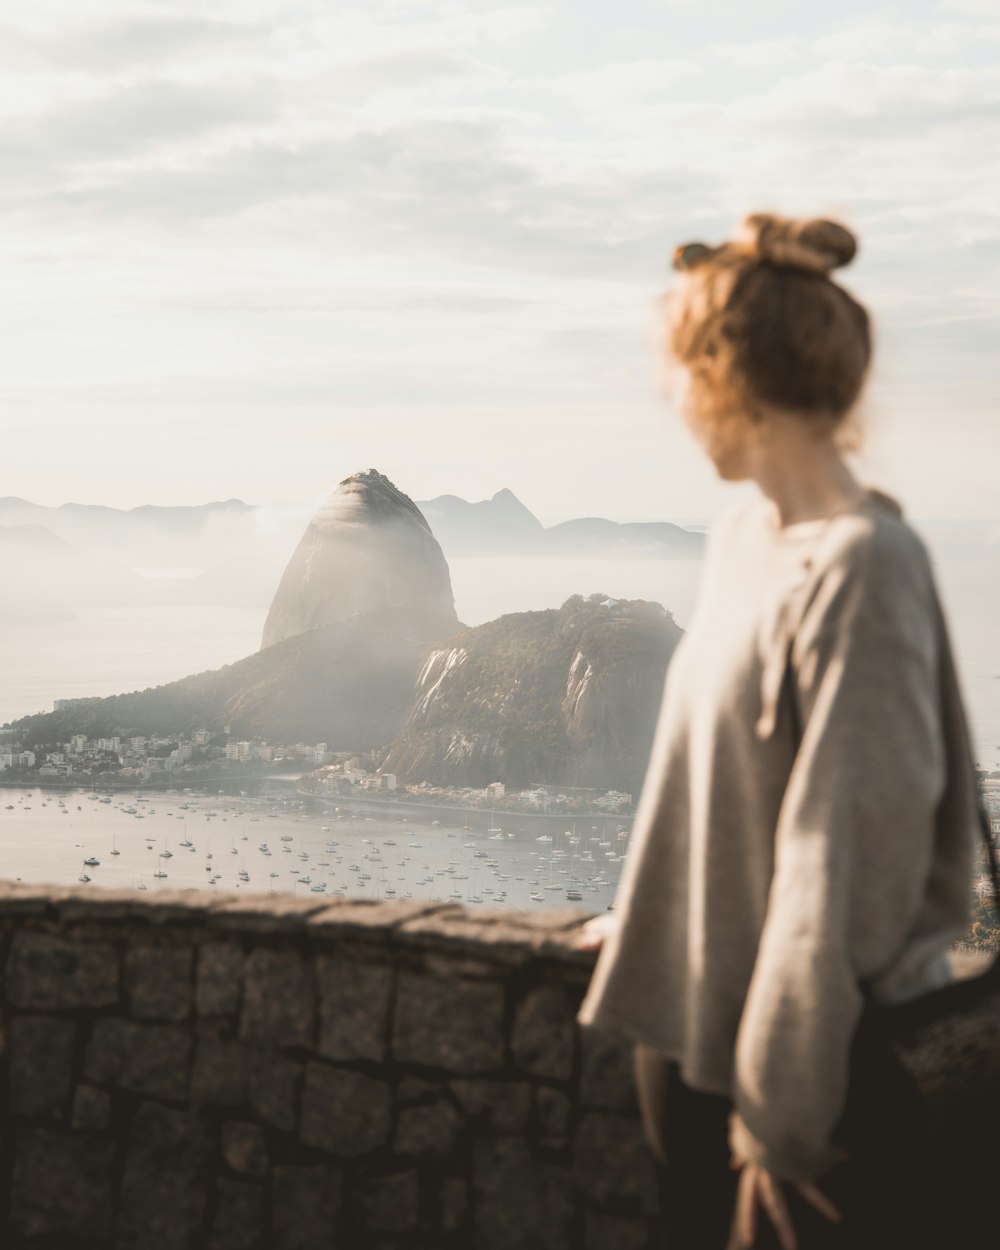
[0,787,628,911]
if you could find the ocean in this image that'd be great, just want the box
[0,786,623,911]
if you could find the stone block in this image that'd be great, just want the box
[510,983,578,1080]
[0,881,66,915]
[209,894,327,935]
[392,970,504,1073]
[472,1137,575,1250]
[7,1014,76,1118]
[6,930,118,1009]
[117,1102,212,1250]
[209,1178,265,1250]
[397,908,539,966]
[271,1164,342,1250]
[299,1061,391,1156]
[197,941,245,1017]
[573,1111,660,1214]
[316,952,393,1062]
[359,1169,420,1233]
[247,1049,301,1133]
[307,898,444,936]
[398,1075,441,1102]
[395,1097,464,1157]
[192,1026,246,1108]
[71,1083,112,1132]
[125,945,194,1021]
[10,1128,114,1240]
[579,1028,637,1110]
[440,1174,468,1232]
[240,948,315,1049]
[54,887,215,926]
[535,1085,573,1146]
[222,1120,269,1177]
[449,1078,532,1134]
[84,1018,192,1102]
[585,1210,654,1250]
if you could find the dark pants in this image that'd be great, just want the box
[632,1015,953,1249]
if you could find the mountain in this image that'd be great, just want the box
[261,469,460,650]
[379,593,682,796]
[5,476,685,788]
[542,517,704,557]
[0,497,258,568]
[7,610,428,748]
[417,488,546,554]
[415,489,705,558]
[0,525,151,620]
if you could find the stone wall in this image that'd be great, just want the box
[0,884,997,1250]
[0,885,660,1250]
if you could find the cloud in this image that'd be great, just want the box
[0,17,265,73]
[12,116,719,287]
[551,58,703,113]
[0,79,279,168]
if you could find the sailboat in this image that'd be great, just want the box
[110,832,120,856]
[487,808,503,835]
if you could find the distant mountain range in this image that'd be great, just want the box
[0,488,705,621]
[417,489,704,558]
[6,471,683,792]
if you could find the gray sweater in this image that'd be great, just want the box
[576,486,979,1180]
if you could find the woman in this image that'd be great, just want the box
[574,213,980,1249]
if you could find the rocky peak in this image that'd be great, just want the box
[260,470,460,651]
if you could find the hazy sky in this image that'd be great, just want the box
[4,0,998,523]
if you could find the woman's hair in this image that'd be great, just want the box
[664,213,872,444]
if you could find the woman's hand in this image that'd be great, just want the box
[572,912,619,951]
[725,1147,841,1250]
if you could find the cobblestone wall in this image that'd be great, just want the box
[0,885,661,1250]
[0,884,997,1250]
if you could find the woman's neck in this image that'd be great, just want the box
[746,413,866,530]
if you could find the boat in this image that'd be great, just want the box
[566,889,583,900]
[83,856,100,867]
[78,872,91,883]
[153,869,168,879]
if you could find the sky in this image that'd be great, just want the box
[3,0,998,524]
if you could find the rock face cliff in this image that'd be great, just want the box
[261,469,460,650]
[379,594,683,796]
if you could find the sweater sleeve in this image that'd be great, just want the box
[729,528,948,1181]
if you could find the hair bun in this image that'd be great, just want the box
[736,213,857,275]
